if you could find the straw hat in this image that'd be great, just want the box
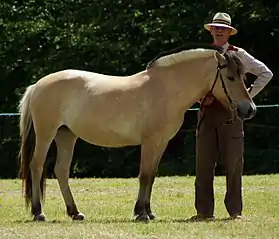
[204,12,237,35]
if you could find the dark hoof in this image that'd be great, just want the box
[33,213,46,222]
[135,213,150,222]
[72,212,85,221]
[147,212,156,220]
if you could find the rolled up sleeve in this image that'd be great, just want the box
[238,49,273,98]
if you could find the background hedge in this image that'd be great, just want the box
[1,1,279,178]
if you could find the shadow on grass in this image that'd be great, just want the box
[172,217,241,223]
[13,217,239,224]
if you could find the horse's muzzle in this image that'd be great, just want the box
[237,102,257,120]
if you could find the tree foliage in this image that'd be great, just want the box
[0,0,279,178]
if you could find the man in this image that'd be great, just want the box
[192,12,273,221]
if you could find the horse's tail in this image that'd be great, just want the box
[18,84,45,207]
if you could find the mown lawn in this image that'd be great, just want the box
[0,175,278,238]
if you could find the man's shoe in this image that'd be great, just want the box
[189,214,214,222]
[229,214,242,220]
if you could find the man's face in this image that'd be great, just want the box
[210,26,232,45]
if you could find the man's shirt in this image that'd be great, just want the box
[222,42,273,98]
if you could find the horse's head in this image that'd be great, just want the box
[212,51,256,120]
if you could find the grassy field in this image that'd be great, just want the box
[0,175,278,239]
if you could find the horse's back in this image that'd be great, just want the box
[36,69,149,93]
[36,69,119,87]
[29,69,154,146]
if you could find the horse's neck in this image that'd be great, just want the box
[164,57,217,110]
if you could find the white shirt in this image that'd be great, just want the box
[222,42,273,98]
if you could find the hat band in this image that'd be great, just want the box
[212,19,231,26]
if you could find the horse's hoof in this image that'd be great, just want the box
[148,212,156,220]
[33,213,46,222]
[135,214,150,222]
[72,212,85,221]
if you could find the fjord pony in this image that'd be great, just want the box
[19,44,256,222]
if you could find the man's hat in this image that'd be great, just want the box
[204,12,237,35]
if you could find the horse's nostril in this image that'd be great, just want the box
[248,106,257,117]
[248,107,253,115]
[237,104,257,121]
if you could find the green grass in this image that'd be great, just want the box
[0,175,279,239]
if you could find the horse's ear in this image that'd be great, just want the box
[214,51,226,65]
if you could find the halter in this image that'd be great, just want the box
[215,63,238,124]
[197,63,238,130]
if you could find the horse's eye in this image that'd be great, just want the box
[228,76,234,81]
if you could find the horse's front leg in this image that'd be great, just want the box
[134,138,168,221]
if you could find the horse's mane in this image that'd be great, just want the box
[146,43,223,69]
[146,42,245,79]
[223,51,245,79]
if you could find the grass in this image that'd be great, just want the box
[0,175,279,239]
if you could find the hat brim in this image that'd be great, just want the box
[204,23,237,35]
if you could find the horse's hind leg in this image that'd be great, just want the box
[54,126,84,220]
[134,138,168,221]
[30,130,56,221]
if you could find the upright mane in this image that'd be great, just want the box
[223,51,245,79]
[146,43,223,69]
[146,43,245,81]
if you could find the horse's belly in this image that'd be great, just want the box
[70,121,141,147]
[79,131,140,147]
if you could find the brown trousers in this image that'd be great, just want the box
[195,100,244,216]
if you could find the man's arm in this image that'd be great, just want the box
[238,49,273,98]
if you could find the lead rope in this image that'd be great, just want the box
[197,65,238,131]
[218,70,237,125]
[196,68,220,131]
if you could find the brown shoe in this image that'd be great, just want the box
[190,214,215,222]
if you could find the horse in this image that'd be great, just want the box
[18,43,256,222]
